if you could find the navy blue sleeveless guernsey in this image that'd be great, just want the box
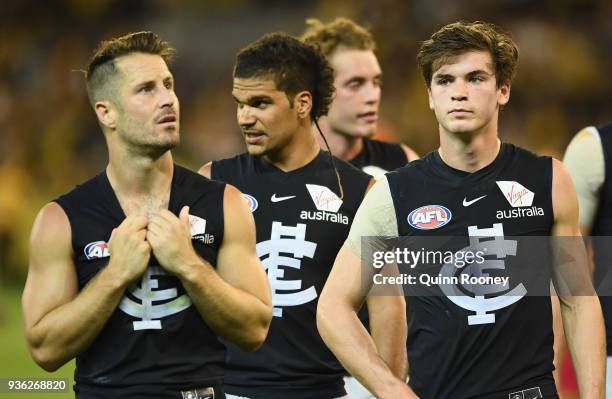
[386,143,556,398]
[590,122,612,355]
[212,150,370,399]
[55,165,226,399]
[349,137,408,175]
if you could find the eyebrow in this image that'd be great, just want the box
[434,69,492,79]
[344,72,383,83]
[232,94,273,104]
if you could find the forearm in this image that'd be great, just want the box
[562,296,606,398]
[367,295,408,380]
[317,299,416,399]
[26,267,128,371]
[180,259,271,351]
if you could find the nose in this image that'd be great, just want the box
[237,106,256,127]
[160,86,176,109]
[451,80,468,102]
[364,81,381,105]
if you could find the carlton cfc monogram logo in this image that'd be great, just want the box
[256,221,318,317]
[438,223,527,325]
[119,266,192,330]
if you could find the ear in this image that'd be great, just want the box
[498,81,511,107]
[94,101,117,129]
[294,91,313,119]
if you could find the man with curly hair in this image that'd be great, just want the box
[199,33,405,399]
[302,18,418,178]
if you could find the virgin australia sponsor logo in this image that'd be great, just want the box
[495,181,544,219]
[188,214,214,244]
[496,181,534,207]
[496,206,545,220]
[299,210,349,225]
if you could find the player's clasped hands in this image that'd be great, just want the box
[107,214,151,284]
[147,205,199,276]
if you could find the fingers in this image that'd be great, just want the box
[119,215,149,232]
[179,206,190,225]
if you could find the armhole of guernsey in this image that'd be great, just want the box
[344,176,398,259]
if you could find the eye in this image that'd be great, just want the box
[469,75,486,83]
[164,80,173,90]
[436,78,450,86]
[253,101,268,109]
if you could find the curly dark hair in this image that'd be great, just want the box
[85,31,175,106]
[234,32,335,120]
[417,21,519,88]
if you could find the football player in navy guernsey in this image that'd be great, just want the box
[564,120,612,396]
[199,33,406,399]
[22,32,272,399]
[301,17,418,178]
[318,21,606,398]
[302,17,418,399]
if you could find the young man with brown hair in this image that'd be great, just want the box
[301,18,417,177]
[22,31,272,399]
[318,21,605,398]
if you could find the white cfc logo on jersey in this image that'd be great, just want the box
[119,266,192,330]
[256,222,318,317]
[438,223,527,325]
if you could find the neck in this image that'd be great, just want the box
[264,122,321,172]
[438,124,501,173]
[107,144,174,198]
[316,118,364,161]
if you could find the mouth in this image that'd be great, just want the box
[448,109,472,116]
[157,114,177,124]
[243,131,265,145]
[357,111,378,123]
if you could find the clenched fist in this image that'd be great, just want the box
[107,215,151,284]
[147,206,200,277]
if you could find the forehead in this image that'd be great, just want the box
[114,52,172,84]
[232,77,283,99]
[433,50,494,76]
[329,48,381,77]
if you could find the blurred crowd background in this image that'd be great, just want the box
[0,0,610,395]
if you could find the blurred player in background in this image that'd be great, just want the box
[564,121,612,398]
[318,21,605,398]
[301,18,418,178]
[22,31,272,399]
[200,32,406,399]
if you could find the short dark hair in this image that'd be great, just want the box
[234,32,335,120]
[85,31,175,106]
[417,21,519,88]
[301,17,375,57]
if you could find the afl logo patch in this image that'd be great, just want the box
[84,240,110,260]
[242,193,258,212]
[408,205,452,230]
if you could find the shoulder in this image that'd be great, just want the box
[30,202,72,254]
[175,164,226,191]
[208,153,252,180]
[55,172,105,206]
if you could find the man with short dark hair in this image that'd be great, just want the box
[318,21,605,398]
[22,31,272,399]
[301,17,417,177]
[200,32,405,399]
